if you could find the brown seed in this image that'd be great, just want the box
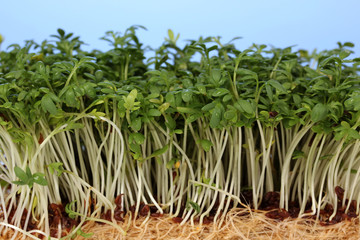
[38,133,44,144]
[265,209,289,221]
[101,209,112,222]
[335,186,345,201]
[150,212,163,217]
[269,111,278,118]
[139,204,150,216]
[203,217,212,224]
[114,194,123,208]
[172,217,183,223]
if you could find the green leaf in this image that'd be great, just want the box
[212,88,229,97]
[202,102,216,112]
[236,68,257,78]
[18,91,27,101]
[130,118,142,132]
[145,144,169,160]
[292,94,301,106]
[95,70,104,81]
[57,28,65,37]
[267,79,287,93]
[129,143,141,154]
[101,88,115,94]
[88,109,105,119]
[1,102,11,109]
[168,29,174,41]
[235,99,254,115]
[12,180,25,185]
[223,94,233,102]
[348,128,360,140]
[14,166,28,182]
[320,56,341,67]
[176,107,198,114]
[65,201,79,219]
[5,70,25,79]
[292,150,305,159]
[48,162,66,177]
[186,113,202,123]
[311,103,328,122]
[211,69,222,84]
[129,132,145,145]
[265,84,273,102]
[345,95,360,111]
[210,105,222,128]
[0,180,8,187]
[13,166,47,188]
[166,158,178,169]
[333,121,360,141]
[343,42,355,48]
[76,229,94,239]
[33,173,48,186]
[84,73,95,80]
[208,45,218,52]
[224,109,237,121]
[123,89,139,110]
[41,94,58,115]
[339,50,351,60]
[64,122,84,131]
[148,109,161,117]
[26,166,32,178]
[274,100,290,115]
[181,89,193,102]
[151,144,169,157]
[196,84,206,95]
[83,83,96,98]
[65,88,78,107]
[165,115,176,130]
[187,201,200,213]
[200,139,213,152]
[165,92,176,106]
[159,102,170,113]
[173,129,183,134]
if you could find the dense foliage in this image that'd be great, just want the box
[0,26,360,238]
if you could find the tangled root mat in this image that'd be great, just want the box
[1,207,359,240]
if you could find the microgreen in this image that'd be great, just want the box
[47,162,70,177]
[12,166,48,188]
[186,200,200,214]
[71,228,94,239]
[65,200,80,219]
[0,27,359,237]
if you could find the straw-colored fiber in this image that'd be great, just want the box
[1,208,359,240]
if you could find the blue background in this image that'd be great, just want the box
[1,0,359,57]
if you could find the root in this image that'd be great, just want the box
[3,207,360,240]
